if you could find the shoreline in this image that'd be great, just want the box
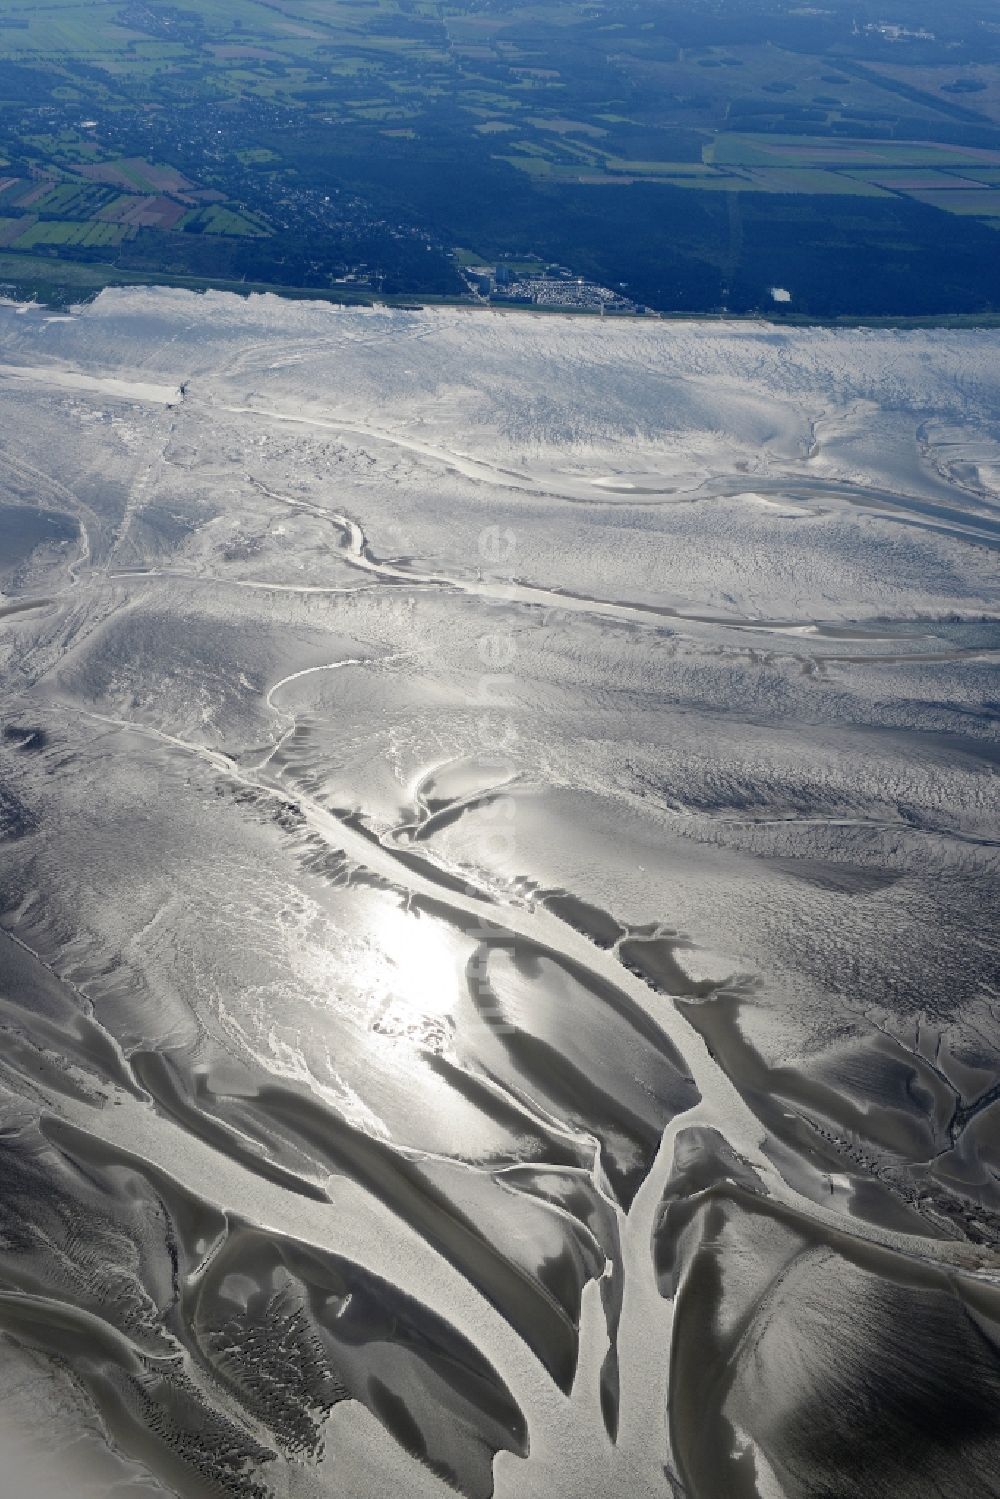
[3,248,1000,331]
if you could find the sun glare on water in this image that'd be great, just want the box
[366,903,468,1044]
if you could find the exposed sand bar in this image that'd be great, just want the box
[1,291,998,1497]
[0,363,181,404]
[57,701,991,1279]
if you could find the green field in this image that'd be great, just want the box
[503,135,1000,213]
[711,133,1000,165]
[743,168,892,194]
[11,219,125,248]
[908,188,1000,213]
[0,0,998,312]
[181,205,269,236]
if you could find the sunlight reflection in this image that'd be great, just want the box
[368,902,466,1042]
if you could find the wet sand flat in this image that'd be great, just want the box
[0,291,997,1498]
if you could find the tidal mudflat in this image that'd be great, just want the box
[0,290,997,1498]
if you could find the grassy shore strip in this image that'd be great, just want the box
[3,250,1000,330]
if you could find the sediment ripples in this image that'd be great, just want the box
[0,292,997,1497]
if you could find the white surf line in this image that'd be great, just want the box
[0,363,181,405]
[55,703,990,1280]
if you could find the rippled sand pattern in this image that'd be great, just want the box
[0,291,998,1498]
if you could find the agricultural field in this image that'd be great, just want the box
[0,0,998,312]
[907,187,1000,213]
[9,218,125,247]
[0,151,270,269]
